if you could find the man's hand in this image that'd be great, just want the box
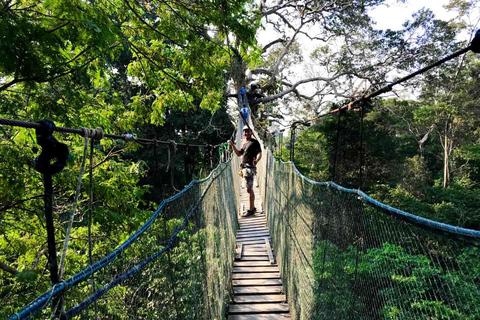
[230,140,243,157]
[254,152,262,166]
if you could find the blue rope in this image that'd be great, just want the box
[277,156,480,240]
[66,245,171,318]
[9,159,229,320]
[66,161,229,318]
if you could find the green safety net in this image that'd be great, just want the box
[68,159,240,320]
[265,154,480,320]
[11,156,240,320]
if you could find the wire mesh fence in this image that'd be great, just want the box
[266,153,480,320]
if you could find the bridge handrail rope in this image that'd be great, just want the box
[8,152,233,320]
[0,118,225,148]
[276,156,480,241]
[65,160,230,318]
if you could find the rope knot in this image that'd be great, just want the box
[34,120,69,175]
[91,127,104,140]
[81,127,91,138]
[168,140,177,151]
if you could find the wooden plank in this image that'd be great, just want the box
[233,286,284,295]
[229,303,289,314]
[243,244,270,249]
[238,218,266,223]
[233,295,286,304]
[234,261,277,267]
[239,221,266,226]
[265,237,275,264]
[234,256,269,261]
[242,247,269,253]
[238,216,267,223]
[237,235,270,241]
[237,231,270,238]
[233,273,281,279]
[237,228,269,234]
[232,279,282,286]
[237,229,269,234]
[228,314,291,320]
[238,227,268,232]
[242,251,268,257]
[239,221,267,227]
[238,235,269,240]
[237,240,269,245]
[238,223,267,228]
[237,230,270,239]
[233,267,279,273]
[239,224,267,230]
[235,243,243,261]
[237,231,269,237]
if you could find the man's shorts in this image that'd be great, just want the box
[242,167,256,191]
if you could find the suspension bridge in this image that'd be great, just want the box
[2,117,479,320]
[3,32,480,320]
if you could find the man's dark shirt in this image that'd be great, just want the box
[240,138,261,167]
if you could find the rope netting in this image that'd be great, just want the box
[265,153,480,320]
[9,156,240,319]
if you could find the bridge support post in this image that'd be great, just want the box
[290,126,296,162]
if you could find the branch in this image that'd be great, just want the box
[0,194,44,211]
[251,68,273,76]
[45,21,70,34]
[268,18,305,85]
[122,0,184,47]
[1,0,14,12]
[257,74,345,103]
[92,148,126,170]
[0,261,19,275]
[261,0,298,17]
[262,38,287,52]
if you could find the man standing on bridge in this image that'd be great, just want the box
[229,126,262,217]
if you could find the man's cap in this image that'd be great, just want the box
[243,125,251,132]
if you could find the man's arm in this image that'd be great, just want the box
[254,152,262,165]
[228,140,243,157]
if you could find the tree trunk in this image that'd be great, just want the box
[443,134,450,188]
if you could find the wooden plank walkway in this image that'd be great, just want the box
[228,180,290,320]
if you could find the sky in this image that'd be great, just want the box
[370,0,457,30]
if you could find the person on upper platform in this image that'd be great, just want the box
[228,126,262,217]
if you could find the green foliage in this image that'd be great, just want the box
[312,241,480,320]
[312,241,362,320]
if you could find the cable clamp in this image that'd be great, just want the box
[123,133,136,141]
[91,127,104,140]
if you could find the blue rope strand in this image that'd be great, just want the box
[278,156,480,240]
[66,162,229,318]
